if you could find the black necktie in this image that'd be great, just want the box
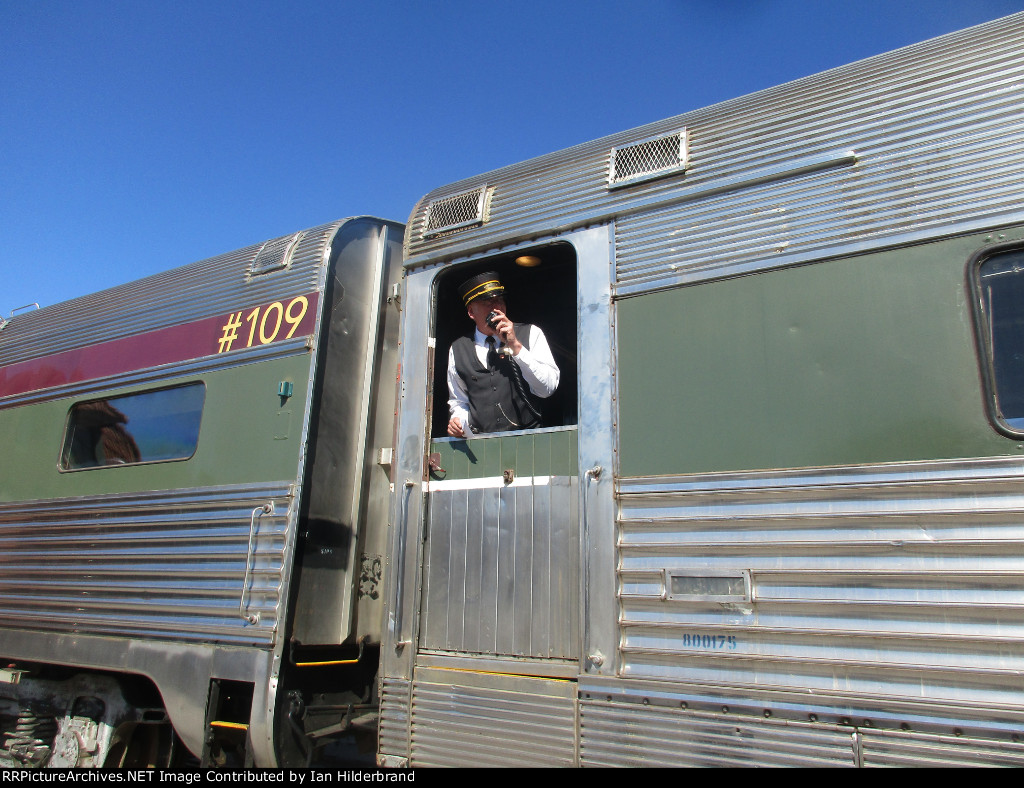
[486,336,498,368]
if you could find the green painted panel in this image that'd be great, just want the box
[429,427,578,481]
[617,231,1024,477]
[0,353,313,503]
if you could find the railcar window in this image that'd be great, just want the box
[430,243,578,439]
[60,383,205,470]
[977,248,1024,432]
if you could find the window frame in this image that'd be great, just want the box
[968,239,1024,439]
[427,242,579,442]
[58,381,206,472]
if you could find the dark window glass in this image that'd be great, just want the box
[978,249,1024,431]
[61,384,205,470]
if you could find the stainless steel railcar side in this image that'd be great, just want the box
[379,13,1024,767]
[5,12,1024,770]
[0,217,403,767]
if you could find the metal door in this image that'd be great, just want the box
[418,428,580,661]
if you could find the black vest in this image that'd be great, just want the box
[452,324,542,434]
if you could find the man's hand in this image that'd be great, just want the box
[447,416,466,437]
[488,309,522,355]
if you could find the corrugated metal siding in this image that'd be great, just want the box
[0,483,292,646]
[404,15,1024,289]
[580,697,855,767]
[616,458,1024,713]
[0,220,344,368]
[579,694,1024,766]
[420,476,579,660]
[612,82,1024,294]
[409,668,576,767]
[378,677,411,761]
[861,729,1024,766]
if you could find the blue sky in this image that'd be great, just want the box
[3,0,1023,314]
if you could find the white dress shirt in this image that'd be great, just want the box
[447,325,560,436]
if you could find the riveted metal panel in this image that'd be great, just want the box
[404,15,1024,293]
[580,674,1024,766]
[580,695,855,767]
[409,668,577,767]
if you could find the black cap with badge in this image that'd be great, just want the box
[457,271,505,306]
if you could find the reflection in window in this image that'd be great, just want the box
[61,384,205,470]
[979,249,1024,431]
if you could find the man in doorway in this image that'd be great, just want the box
[447,271,560,437]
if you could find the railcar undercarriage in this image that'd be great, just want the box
[0,664,181,768]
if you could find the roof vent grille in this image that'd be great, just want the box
[609,129,688,188]
[249,232,303,277]
[423,186,490,238]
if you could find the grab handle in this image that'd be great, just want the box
[240,502,275,625]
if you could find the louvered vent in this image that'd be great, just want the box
[423,186,490,238]
[609,129,688,188]
[248,232,303,277]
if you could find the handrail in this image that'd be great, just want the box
[240,502,275,625]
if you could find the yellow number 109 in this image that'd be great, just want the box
[245,296,309,347]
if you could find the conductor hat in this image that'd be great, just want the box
[458,271,505,306]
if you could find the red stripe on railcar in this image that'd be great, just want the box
[0,292,319,399]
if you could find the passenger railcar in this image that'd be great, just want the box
[4,12,1024,768]
[379,13,1024,767]
[0,218,403,766]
